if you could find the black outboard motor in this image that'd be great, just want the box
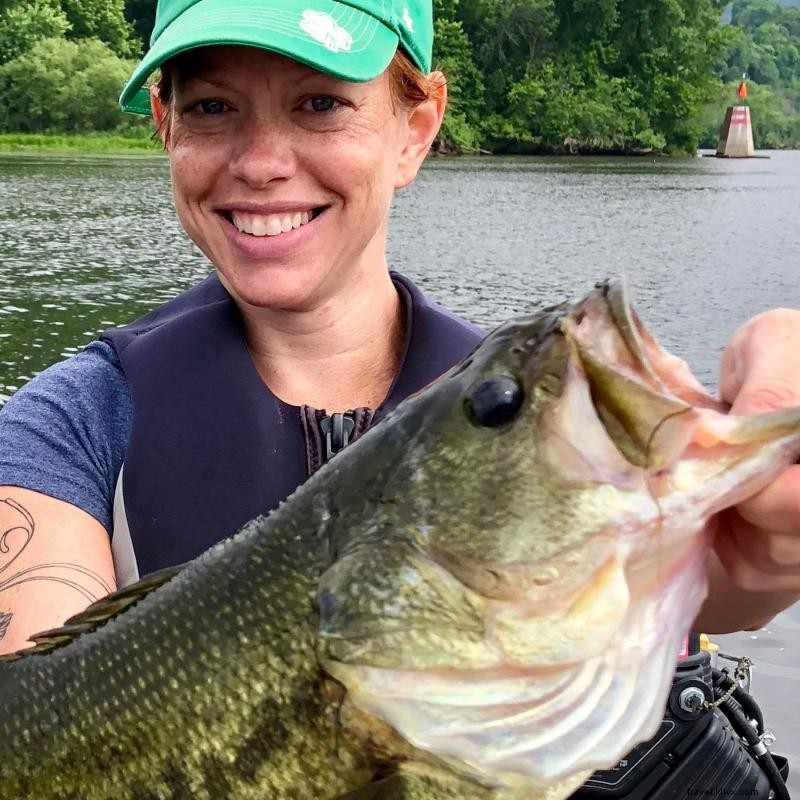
[571,635,790,800]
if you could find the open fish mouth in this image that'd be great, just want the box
[319,280,800,793]
[567,280,719,410]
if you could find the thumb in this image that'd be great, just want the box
[720,309,800,416]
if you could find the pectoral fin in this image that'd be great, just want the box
[0,563,183,662]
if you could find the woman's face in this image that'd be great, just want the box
[153,46,442,313]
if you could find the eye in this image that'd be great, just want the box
[465,377,524,428]
[193,99,228,115]
[303,96,340,113]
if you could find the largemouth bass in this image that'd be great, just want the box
[2,281,800,800]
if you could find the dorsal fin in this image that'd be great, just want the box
[0,563,183,662]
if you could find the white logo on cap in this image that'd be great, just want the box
[300,10,353,52]
[402,7,414,32]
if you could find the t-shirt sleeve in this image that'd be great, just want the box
[0,341,132,534]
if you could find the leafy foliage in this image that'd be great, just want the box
[723,0,800,83]
[486,58,667,153]
[432,10,485,150]
[459,0,558,116]
[0,1,70,65]
[451,0,728,153]
[60,0,139,56]
[704,0,800,147]
[124,0,156,50]
[0,0,797,150]
[0,37,140,132]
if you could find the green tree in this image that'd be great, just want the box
[753,20,800,79]
[433,0,460,19]
[434,20,483,119]
[457,0,729,152]
[124,0,156,52]
[60,0,139,56]
[458,0,557,115]
[732,0,784,27]
[712,0,800,147]
[432,0,484,150]
[724,0,800,83]
[484,56,666,153]
[0,36,138,132]
[610,0,728,151]
[700,78,800,146]
[553,0,618,50]
[0,0,70,65]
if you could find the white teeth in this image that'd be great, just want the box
[230,209,317,237]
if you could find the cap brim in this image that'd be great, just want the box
[120,0,399,114]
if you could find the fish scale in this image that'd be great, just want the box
[0,518,374,799]
[2,280,800,800]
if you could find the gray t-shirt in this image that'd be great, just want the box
[0,341,132,533]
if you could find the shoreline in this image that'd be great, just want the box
[0,133,164,155]
[0,133,795,157]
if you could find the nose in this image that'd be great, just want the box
[228,116,298,188]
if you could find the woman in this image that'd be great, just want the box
[0,0,799,665]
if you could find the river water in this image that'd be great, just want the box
[1,150,799,792]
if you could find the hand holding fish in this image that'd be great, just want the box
[710,309,800,612]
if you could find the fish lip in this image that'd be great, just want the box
[567,279,657,383]
[599,279,662,383]
[563,278,678,401]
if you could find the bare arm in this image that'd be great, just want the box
[0,486,116,656]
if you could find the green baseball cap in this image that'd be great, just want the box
[119,0,433,114]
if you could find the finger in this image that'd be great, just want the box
[715,515,800,592]
[718,331,744,405]
[719,309,800,415]
[736,465,800,534]
[715,533,800,600]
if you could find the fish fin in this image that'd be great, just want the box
[0,564,184,662]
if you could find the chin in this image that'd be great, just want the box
[219,263,328,312]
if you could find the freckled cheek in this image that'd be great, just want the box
[170,150,210,202]
[168,145,228,234]
[330,143,400,215]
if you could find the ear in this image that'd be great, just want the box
[394,71,448,190]
[150,84,170,149]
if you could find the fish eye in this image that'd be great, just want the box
[465,377,524,427]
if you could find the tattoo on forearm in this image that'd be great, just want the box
[0,498,112,605]
[0,612,11,640]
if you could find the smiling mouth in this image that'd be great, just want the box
[222,207,328,238]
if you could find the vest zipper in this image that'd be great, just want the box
[318,412,357,462]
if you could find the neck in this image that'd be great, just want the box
[238,267,405,413]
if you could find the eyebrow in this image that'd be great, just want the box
[176,67,349,92]
[175,73,240,93]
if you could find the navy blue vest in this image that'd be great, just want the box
[102,272,485,577]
